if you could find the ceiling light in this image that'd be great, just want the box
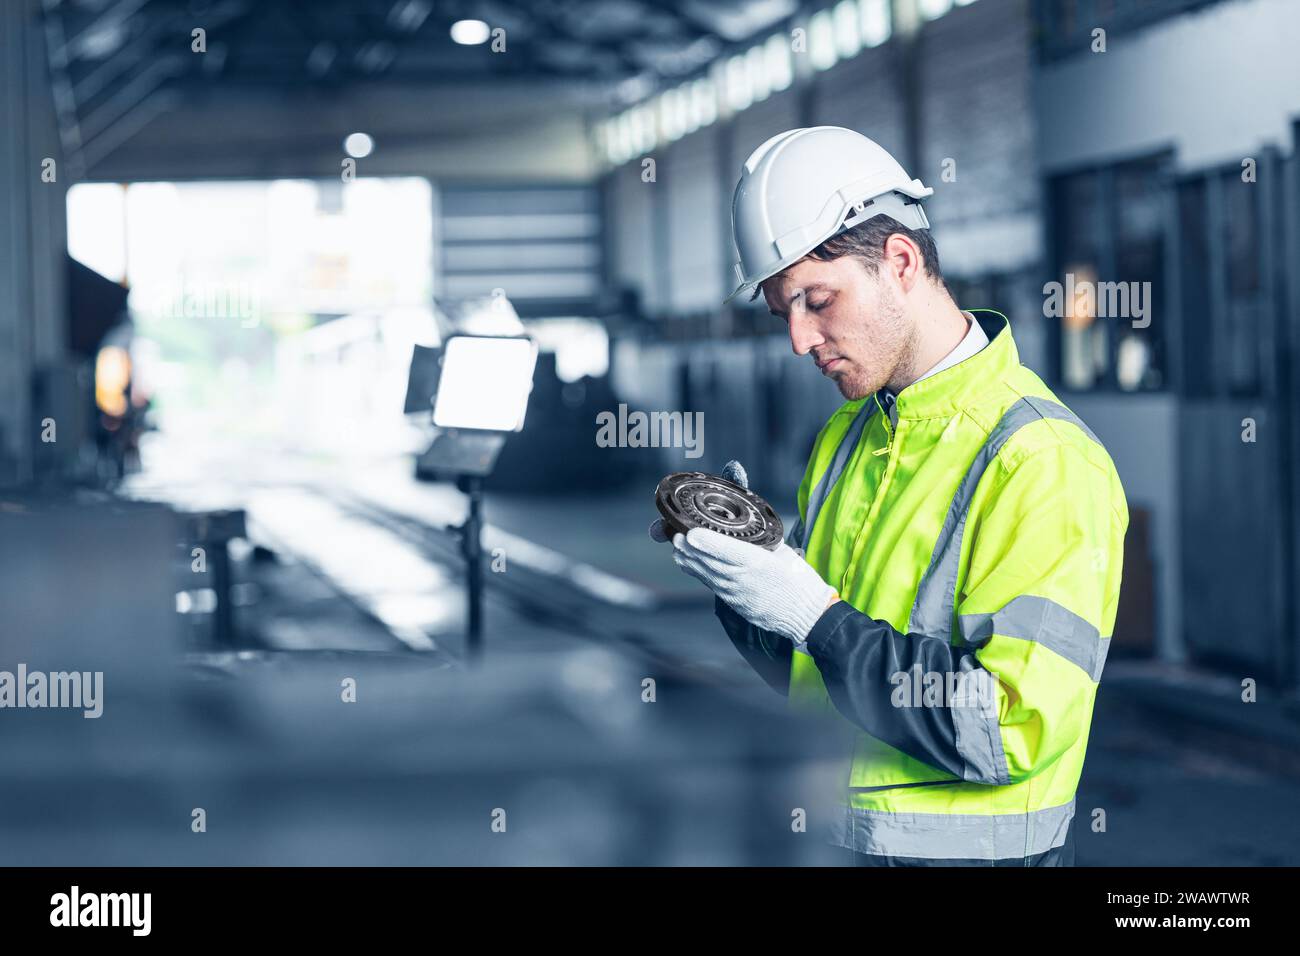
[344,133,374,158]
[450,19,490,45]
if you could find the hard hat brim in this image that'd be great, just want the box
[722,281,755,305]
[722,188,932,306]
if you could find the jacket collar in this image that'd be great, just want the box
[883,309,1017,420]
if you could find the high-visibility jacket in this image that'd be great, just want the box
[716,310,1128,865]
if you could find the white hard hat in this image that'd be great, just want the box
[724,126,933,304]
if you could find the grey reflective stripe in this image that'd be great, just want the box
[829,798,1076,860]
[959,594,1111,682]
[801,398,878,550]
[905,397,1104,785]
[789,506,811,657]
[785,516,804,551]
[950,654,1011,785]
[907,396,1102,639]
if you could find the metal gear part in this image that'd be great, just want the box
[654,471,784,550]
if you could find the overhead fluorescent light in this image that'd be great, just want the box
[450,19,490,45]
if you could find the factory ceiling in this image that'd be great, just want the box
[42,0,798,174]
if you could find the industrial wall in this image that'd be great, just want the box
[1035,0,1300,174]
[1036,0,1300,674]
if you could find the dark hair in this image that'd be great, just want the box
[751,214,944,302]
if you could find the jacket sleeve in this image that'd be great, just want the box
[714,595,793,695]
[712,416,832,697]
[802,443,1126,786]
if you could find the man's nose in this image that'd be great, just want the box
[788,309,824,356]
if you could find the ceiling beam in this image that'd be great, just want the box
[55,0,151,65]
[80,87,183,169]
[78,53,184,142]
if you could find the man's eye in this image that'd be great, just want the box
[808,298,831,311]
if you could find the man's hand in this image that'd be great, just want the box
[648,458,836,643]
[671,527,837,645]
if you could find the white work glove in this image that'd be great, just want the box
[670,529,837,645]
[649,460,836,645]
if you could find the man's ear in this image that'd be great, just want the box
[882,233,923,293]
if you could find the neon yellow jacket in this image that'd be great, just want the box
[716,310,1128,864]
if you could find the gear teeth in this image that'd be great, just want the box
[654,471,784,551]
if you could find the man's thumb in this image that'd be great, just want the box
[722,459,748,489]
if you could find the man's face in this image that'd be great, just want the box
[761,255,916,400]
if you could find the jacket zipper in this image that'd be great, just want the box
[841,394,898,594]
[871,392,893,457]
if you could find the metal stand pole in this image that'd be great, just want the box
[210,538,234,648]
[458,475,484,660]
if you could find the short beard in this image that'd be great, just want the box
[836,282,918,400]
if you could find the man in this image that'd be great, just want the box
[651,126,1129,866]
